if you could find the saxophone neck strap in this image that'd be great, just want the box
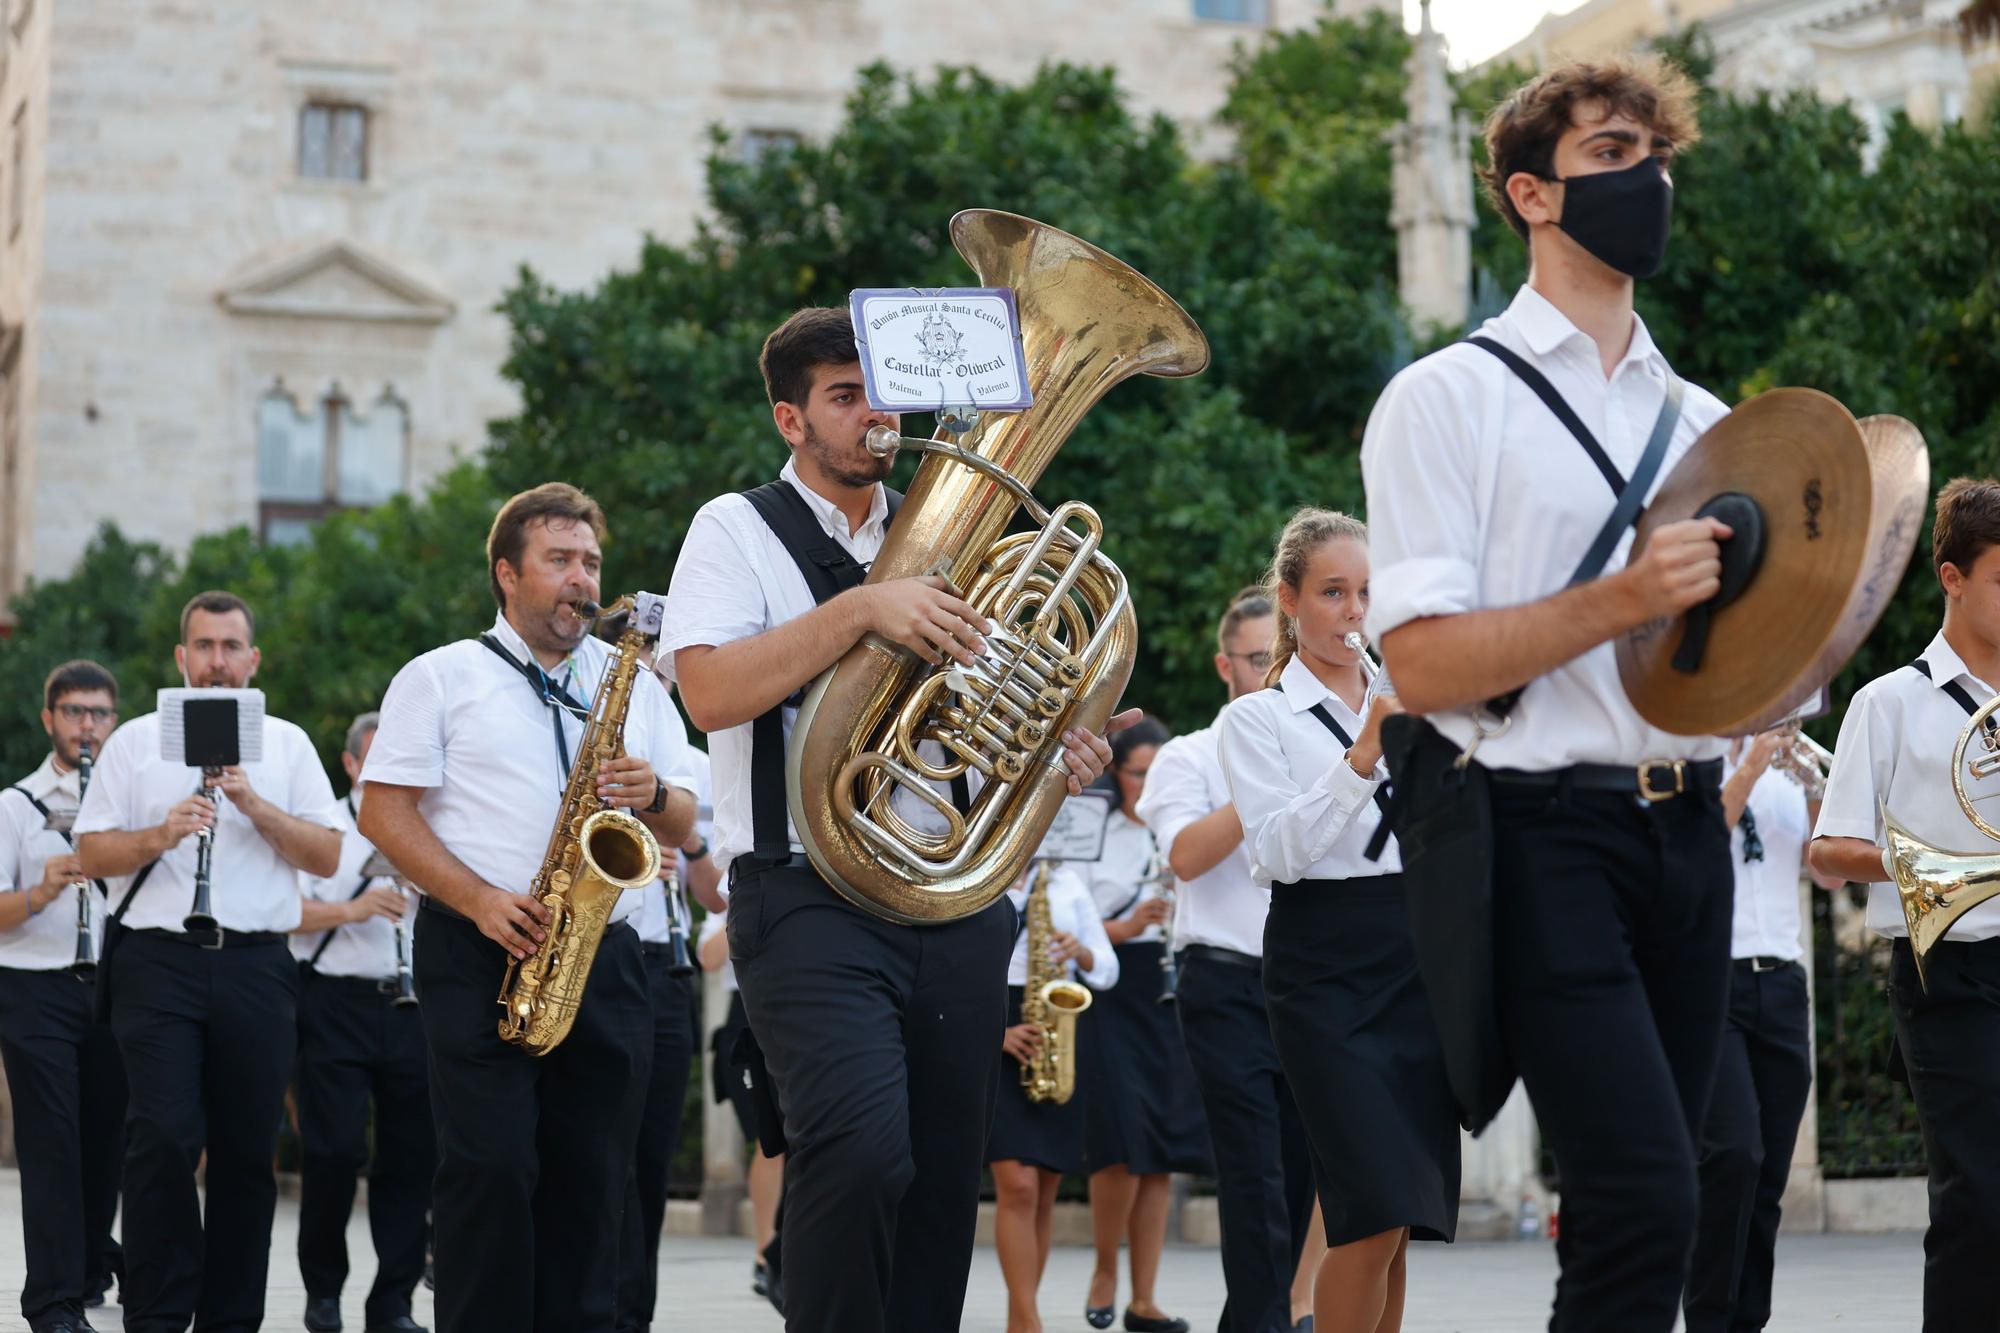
[479,633,589,785]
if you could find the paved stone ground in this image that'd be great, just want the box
[0,1173,1925,1331]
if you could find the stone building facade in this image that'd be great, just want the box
[0,0,1396,603]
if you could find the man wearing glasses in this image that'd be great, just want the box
[0,661,127,1333]
[1135,589,1319,1333]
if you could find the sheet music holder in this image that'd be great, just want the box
[359,850,402,881]
[1033,789,1114,864]
[157,688,266,768]
[42,809,77,836]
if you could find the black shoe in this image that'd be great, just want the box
[32,1318,93,1333]
[304,1296,343,1332]
[364,1319,426,1333]
[1086,1304,1115,1329]
[751,1259,770,1297]
[1123,1311,1190,1333]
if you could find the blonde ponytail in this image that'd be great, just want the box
[1260,507,1369,689]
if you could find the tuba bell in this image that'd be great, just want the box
[1889,692,2000,988]
[786,210,1210,924]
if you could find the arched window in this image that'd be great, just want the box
[256,381,409,544]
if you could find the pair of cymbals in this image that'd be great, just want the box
[1617,390,1929,736]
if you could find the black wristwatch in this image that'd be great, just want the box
[644,778,669,814]
[685,840,710,861]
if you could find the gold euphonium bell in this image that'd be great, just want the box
[1889,692,2000,989]
[786,210,1210,925]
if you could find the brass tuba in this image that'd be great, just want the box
[1020,861,1092,1104]
[497,594,665,1053]
[1888,692,2000,988]
[787,210,1210,924]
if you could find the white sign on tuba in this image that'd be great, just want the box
[849,287,1033,416]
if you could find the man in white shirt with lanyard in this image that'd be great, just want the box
[663,306,1121,1333]
[1362,59,1737,1331]
[0,661,126,1333]
[1812,478,2000,1333]
[76,591,343,1333]
[291,710,431,1333]
[1135,587,1316,1333]
[360,483,698,1333]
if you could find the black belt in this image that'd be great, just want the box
[728,851,814,884]
[305,968,404,993]
[1487,757,1723,802]
[134,927,284,950]
[419,895,473,924]
[1735,955,1798,974]
[1180,943,1261,970]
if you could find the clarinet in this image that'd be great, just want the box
[183,766,223,938]
[1153,845,1182,1006]
[663,870,695,978]
[390,889,418,1007]
[69,743,98,982]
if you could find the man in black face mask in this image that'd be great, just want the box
[1360,58,1737,1333]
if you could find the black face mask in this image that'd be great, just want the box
[1546,157,1674,279]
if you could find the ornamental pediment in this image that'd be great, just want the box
[218,238,455,325]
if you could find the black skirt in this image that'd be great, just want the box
[1263,874,1461,1246]
[986,985,1087,1174]
[1081,940,1212,1175]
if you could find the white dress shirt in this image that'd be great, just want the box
[292,793,413,980]
[362,612,699,927]
[698,908,737,994]
[74,709,339,934]
[1085,811,1166,945]
[1816,631,2000,941]
[658,457,894,878]
[0,754,97,970]
[1134,717,1268,957]
[634,749,712,946]
[1361,285,1732,772]
[1727,758,1811,962]
[1218,657,1402,887]
[1003,865,1119,991]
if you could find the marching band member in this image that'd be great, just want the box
[291,711,432,1333]
[698,905,786,1299]
[662,306,1121,1333]
[1081,717,1208,1333]
[989,860,1118,1333]
[1811,478,2000,1333]
[1219,510,1459,1333]
[1362,56,1735,1330]
[1136,587,1317,1333]
[0,660,125,1333]
[76,592,343,1333]
[1684,726,1838,1333]
[358,484,699,1333]
[616,746,716,1333]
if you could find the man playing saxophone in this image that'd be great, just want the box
[663,307,1126,1333]
[359,483,699,1333]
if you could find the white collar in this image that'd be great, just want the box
[780,456,889,540]
[1918,631,1996,696]
[1277,654,1349,715]
[1506,284,1665,378]
[19,751,77,802]
[488,611,583,685]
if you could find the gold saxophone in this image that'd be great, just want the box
[497,594,666,1054]
[788,209,1210,924]
[1020,862,1093,1105]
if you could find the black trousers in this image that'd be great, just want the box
[728,862,1013,1333]
[614,945,697,1333]
[1889,935,2000,1333]
[109,931,299,1333]
[1491,780,1733,1333]
[1684,959,1813,1333]
[415,907,653,1333]
[295,969,434,1324]
[1175,950,1314,1333]
[0,966,125,1330]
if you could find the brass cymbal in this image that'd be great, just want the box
[1616,388,1882,736]
[1728,413,1930,735]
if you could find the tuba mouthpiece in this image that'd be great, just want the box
[864,425,903,459]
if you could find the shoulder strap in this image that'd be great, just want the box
[1911,657,1992,727]
[1305,703,1394,818]
[10,784,112,898]
[740,479,906,861]
[477,634,589,716]
[108,861,159,926]
[1464,337,1685,721]
[306,870,378,970]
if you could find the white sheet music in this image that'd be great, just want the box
[156,688,266,766]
